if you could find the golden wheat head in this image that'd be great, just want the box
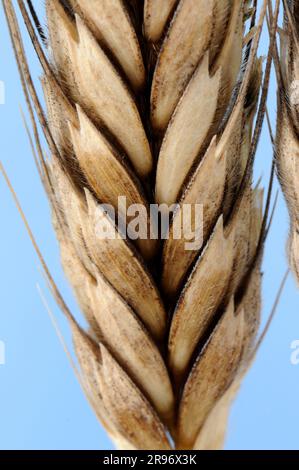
[3,0,271,450]
[276,0,299,283]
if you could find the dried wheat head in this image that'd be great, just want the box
[3,0,270,450]
[276,0,299,283]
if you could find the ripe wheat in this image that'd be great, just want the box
[276,0,299,283]
[3,0,271,450]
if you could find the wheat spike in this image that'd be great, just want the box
[4,0,270,450]
[276,0,299,283]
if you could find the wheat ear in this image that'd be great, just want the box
[275,0,299,283]
[4,0,271,450]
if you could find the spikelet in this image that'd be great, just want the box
[276,0,299,283]
[3,0,269,450]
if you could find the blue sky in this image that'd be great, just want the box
[0,2,299,450]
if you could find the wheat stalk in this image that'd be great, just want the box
[3,0,272,450]
[275,0,299,283]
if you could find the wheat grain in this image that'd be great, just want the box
[276,0,299,283]
[3,0,270,450]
